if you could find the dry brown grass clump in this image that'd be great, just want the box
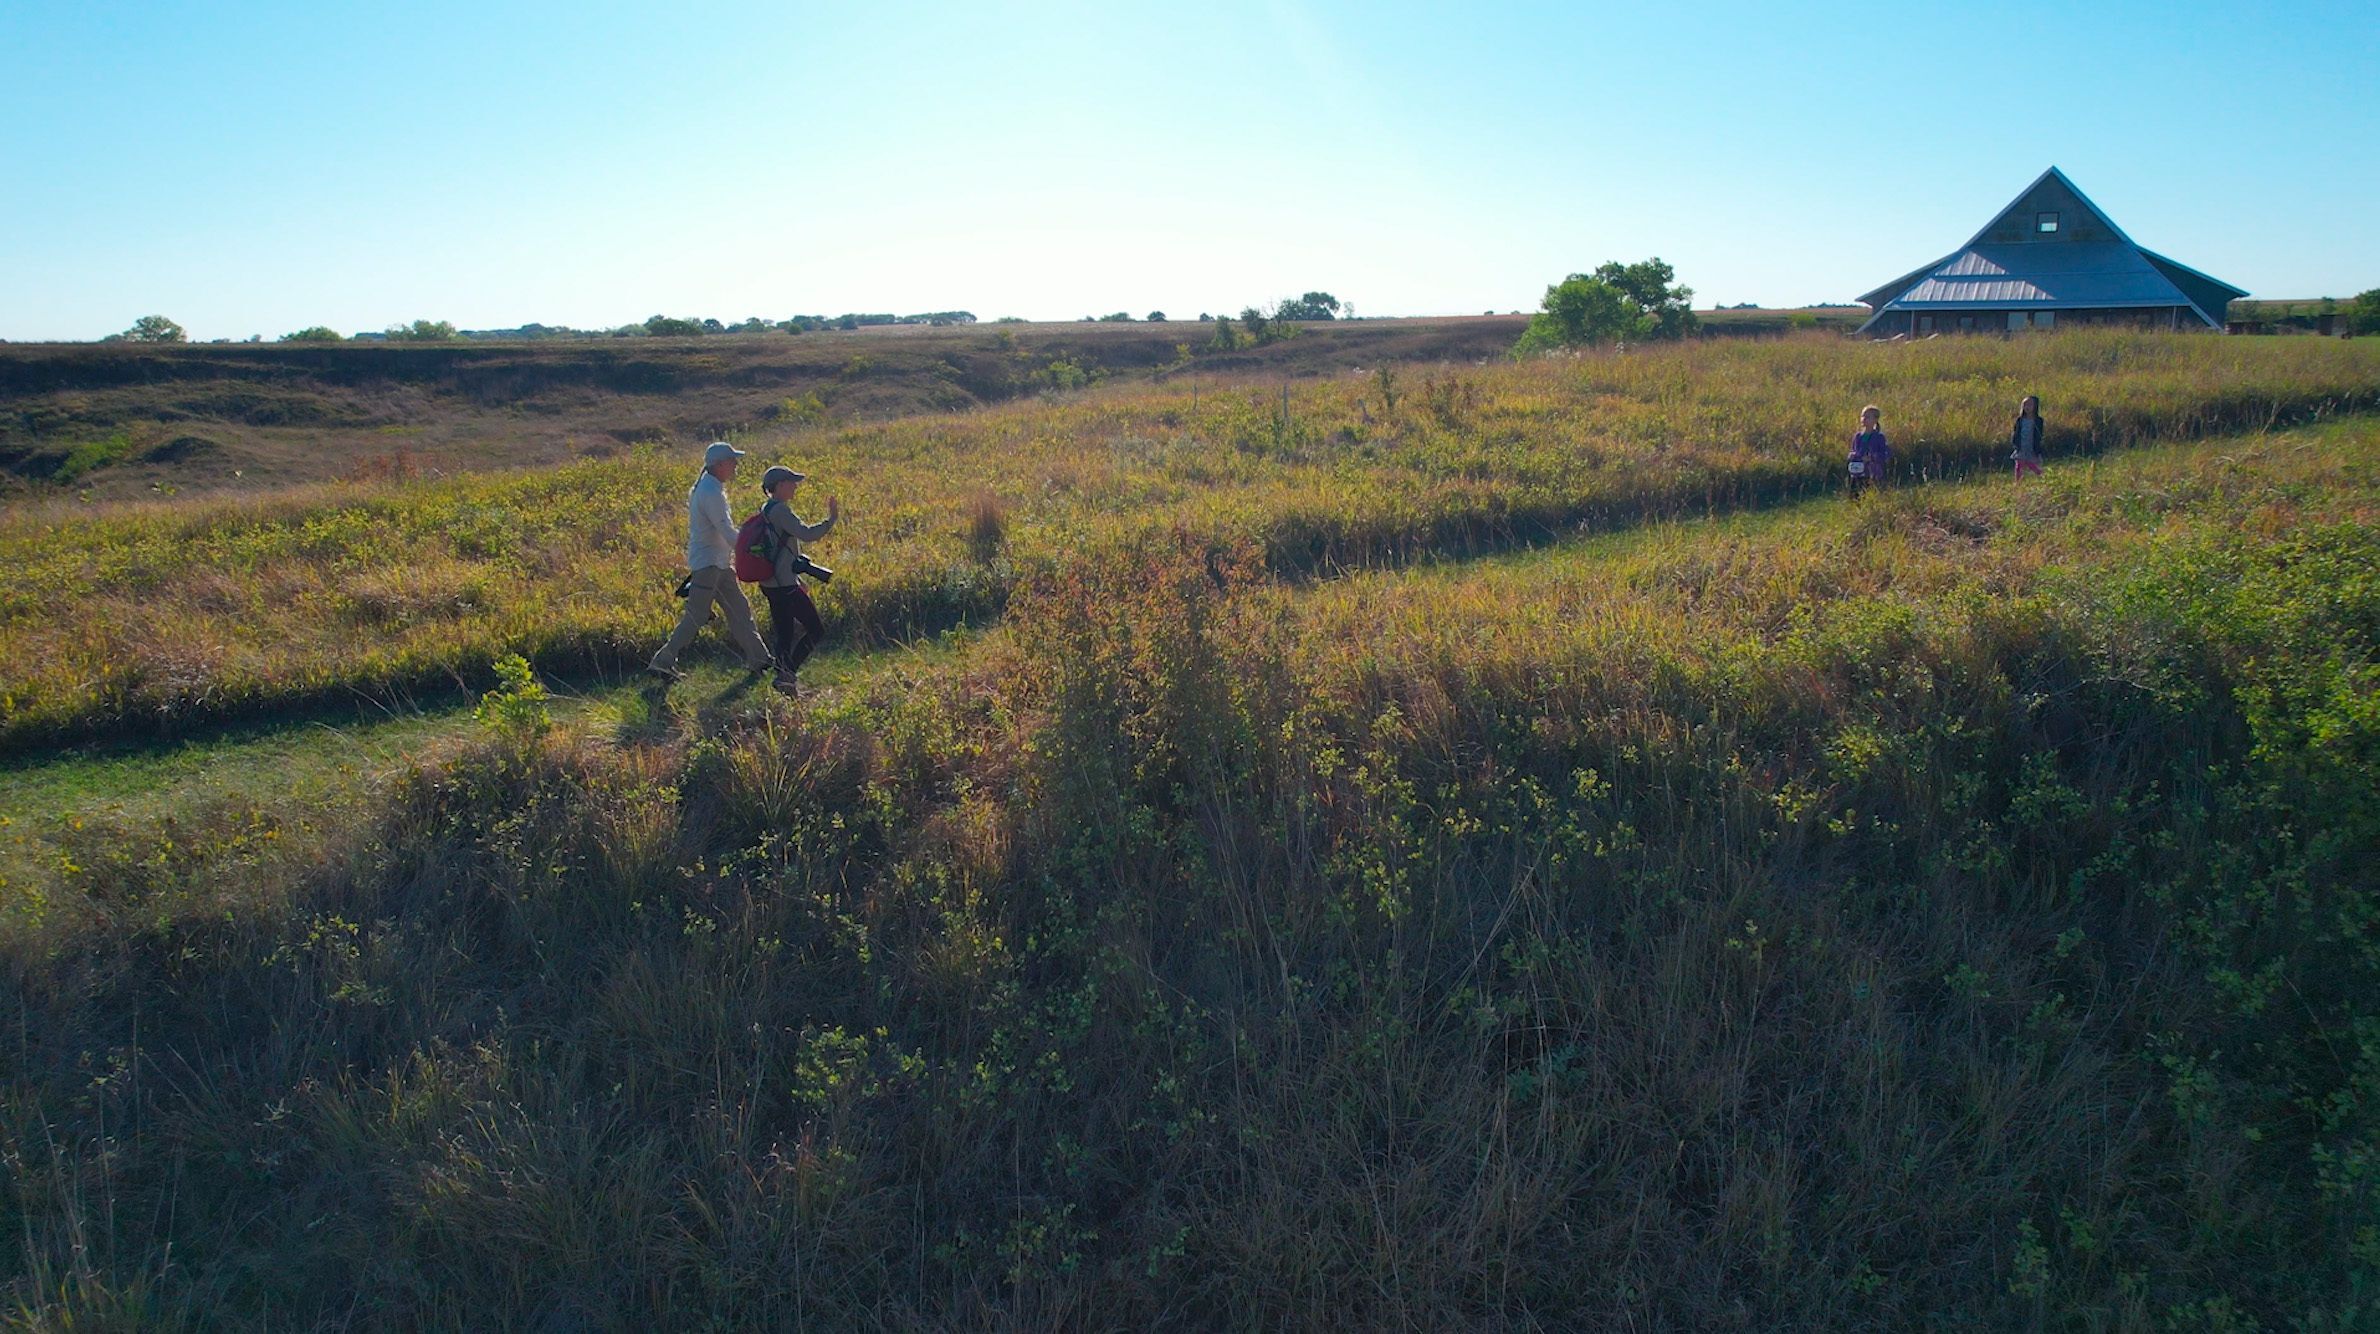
[965,486,1009,564]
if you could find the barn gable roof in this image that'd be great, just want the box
[1856,168,2244,332]
[1961,166,2134,250]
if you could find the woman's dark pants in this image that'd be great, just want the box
[761,582,824,679]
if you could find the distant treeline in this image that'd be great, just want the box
[44,313,993,347]
[59,293,1348,346]
[343,312,982,342]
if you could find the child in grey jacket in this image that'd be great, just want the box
[2011,395,2045,478]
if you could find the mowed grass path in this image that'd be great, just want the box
[1,332,2373,751]
[0,641,945,898]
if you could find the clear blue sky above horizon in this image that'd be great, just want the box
[3,0,2372,341]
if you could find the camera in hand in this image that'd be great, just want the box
[791,553,834,584]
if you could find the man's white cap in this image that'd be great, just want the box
[703,441,746,466]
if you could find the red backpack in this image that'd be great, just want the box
[732,503,779,582]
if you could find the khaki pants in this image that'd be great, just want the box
[652,566,774,672]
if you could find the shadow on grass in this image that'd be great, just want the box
[607,678,676,748]
[691,671,767,732]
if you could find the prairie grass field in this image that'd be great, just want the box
[6,330,2380,1326]
[2,330,2373,751]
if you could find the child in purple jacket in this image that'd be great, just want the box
[1848,404,1890,499]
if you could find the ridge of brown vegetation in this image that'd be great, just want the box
[0,319,1531,499]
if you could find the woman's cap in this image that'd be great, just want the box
[761,465,806,490]
[703,441,747,466]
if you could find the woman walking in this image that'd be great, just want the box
[2011,395,2045,478]
[756,464,839,698]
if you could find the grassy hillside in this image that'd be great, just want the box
[6,334,2380,1325]
[0,319,1529,500]
[1694,304,1871,335]
[2227,298,2368,332]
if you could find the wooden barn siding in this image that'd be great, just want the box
[2144,257,2240,326]
[1975,177,2117,246]
[1864,307,2201,336]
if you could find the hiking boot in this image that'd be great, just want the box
[645,661,684,683]
[772,676,801,699]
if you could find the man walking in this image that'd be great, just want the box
[648,441,774,681]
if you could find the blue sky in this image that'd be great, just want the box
[2,0,2372,341]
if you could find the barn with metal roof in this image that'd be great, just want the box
[1856,168,2244,336]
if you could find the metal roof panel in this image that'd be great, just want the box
[1880,242,2194,310]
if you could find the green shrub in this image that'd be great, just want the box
[51,432,137,484]
[473,652,552,750]
[113,314,186,343]
[1515,258,1695,355]
[2348,288,2380,336]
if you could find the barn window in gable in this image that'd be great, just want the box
[2036,211,2059,234]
